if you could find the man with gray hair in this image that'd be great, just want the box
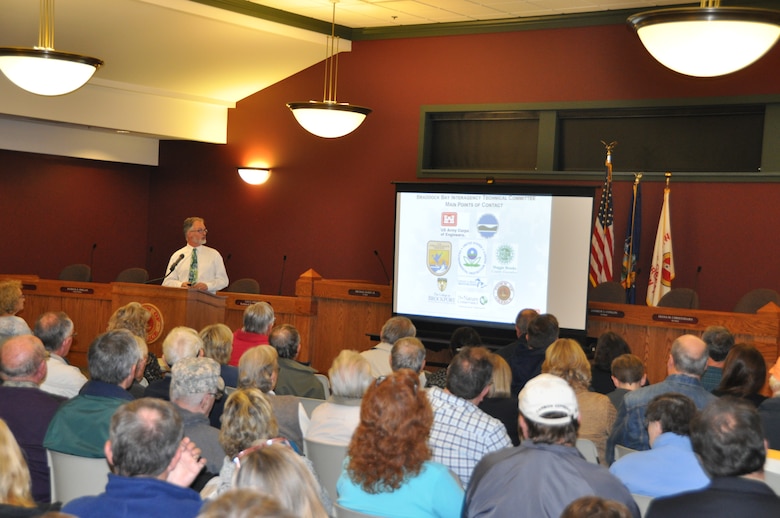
[391,336,427,386]
[145,326,204,400]
[34,310,87,398]
[170,357,226,475]
[361,316,417,378]
[700,325,734,392]
[229,301,274,366]
[270,323,326,399]
[44,329,138,457]
[62,398,206,518]
[607,334,716,463]
[162,216,228,293]
[0,334,64,502]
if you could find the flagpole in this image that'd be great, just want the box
[625,172,642,291]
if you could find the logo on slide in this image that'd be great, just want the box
[437,278,448,291]
[458,242,486,275]
[441,212,457,226]
[495,244,516,265]
[427,241,452,276]
[493,281,514,305]
[477,214,499,238]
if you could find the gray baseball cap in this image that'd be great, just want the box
[171,357,225,395]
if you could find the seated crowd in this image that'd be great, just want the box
[2,294,780,518]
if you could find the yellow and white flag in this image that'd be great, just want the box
[647,185,674,306]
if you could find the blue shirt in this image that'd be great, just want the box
[607,374,715,464]
[338,459,464,518]
[609,432,710,497]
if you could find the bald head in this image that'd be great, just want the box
[669,334,709,378]
[0,334,47,383]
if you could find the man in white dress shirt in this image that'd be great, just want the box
[34,311,87,398]
[162,217,228,293]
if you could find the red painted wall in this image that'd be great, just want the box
[4,24,780,313]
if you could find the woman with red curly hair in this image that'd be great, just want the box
[337,369,463,517]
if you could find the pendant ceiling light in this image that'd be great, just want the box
[287,0,371,138]
[628,0,780,77]
[0,0,103,96]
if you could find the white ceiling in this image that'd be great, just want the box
[0,0,700,163]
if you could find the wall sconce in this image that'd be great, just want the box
[238,167,271,185]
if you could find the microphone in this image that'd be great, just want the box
[694,265,702,293]
[278,255,287,295]
[145,253,186,285]
[89,243,97,272]
[374,250,391,285]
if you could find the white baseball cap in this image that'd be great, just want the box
[518,373,579,426]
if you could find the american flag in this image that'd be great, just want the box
[589,146,615,286]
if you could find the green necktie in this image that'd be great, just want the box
[188,248,198,285]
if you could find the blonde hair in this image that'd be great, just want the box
[0,419,34,507]
[107,302,151,340]
[219,388,279,458]
[542,338,591,390]
[0,280,23,316]
[235,444,327,518]
[238,346,278,392]
[487,353,512,398]
[200,323,234,365]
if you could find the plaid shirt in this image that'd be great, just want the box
[426,387,512,487]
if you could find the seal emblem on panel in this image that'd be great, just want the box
[142,303,164,343]
[427,241,451,276]
[493,281,514,305]
[459,242,486,275]
[437,278,448,292]
[477,214,499,238]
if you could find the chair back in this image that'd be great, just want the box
[657,288,699,309]
[589,281,626,303]
[333,503,382,518]
[58,264,92,282]
[115,267,149,283]
[614,444,638,461]
[225,278,260,294]
[300,396,326,418]
[575,438,599,464]
[315,373,331,397]
[48,450,110,504]
[632,493,654,517]
[304,438,347,503]
[733,288,780,313]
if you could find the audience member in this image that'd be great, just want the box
[62,398,206,518]
[509,313,559,396]
[0,335,64,503]
[607,354,646,410]
[270,324,325,399]
[609,393,709,497]
[197,488,293,518]
[127,335,150,398]
[560,496,632,518]
[200,323,238,387]
[758,357,780,449]
[238,346,308,452]
[337,370,464,517]
[646,397,780,517]
[107,301,163,384]
[162,216,229,293]
[700,326,734,392]
[712,343,767,407]
[607,334,715,463]
[542,338,616,464]
[495,308,539,365]
[170,357,226,475]
[234,442,328,518]
[145,326,204,400]
[360,316,416,378]
[464,374,639,518]
[391,336,427,386]
[0,280,31,336]
[478,353,520,446]
[427,326,482,389]
[590,332,632,394]
[34,311,87,398]
[0,418,59,515]
[44,330,137,458]
[427,346,511,486]
[306,350,372,446]
[229,302,274,366]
